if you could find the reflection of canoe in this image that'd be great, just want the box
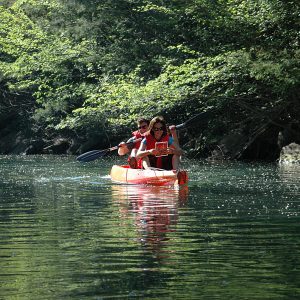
[111,184,188,257]
[110,165,188,186]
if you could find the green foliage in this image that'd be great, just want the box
[0,0,299,156]
[0,3,98,129]
[55,49,275,131]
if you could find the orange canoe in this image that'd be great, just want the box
[110,165,188,186]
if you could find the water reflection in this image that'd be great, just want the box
[1,156,300,299]
[111,185,188,260]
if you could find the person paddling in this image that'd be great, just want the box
[136,116,183,170]
[118,117,150,168]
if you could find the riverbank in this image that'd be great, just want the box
[1,114,299,164]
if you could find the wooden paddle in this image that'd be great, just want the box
[76,109,213,162]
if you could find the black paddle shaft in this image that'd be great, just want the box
[175,110,214,130]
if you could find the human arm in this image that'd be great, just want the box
[167,138,183,156]
[117,142,130,156]
[136,139,160,159]
[169,125,179,146]
[117,137,138,156]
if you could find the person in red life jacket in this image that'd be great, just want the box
[136,116,183,170]
[118,117,150,168]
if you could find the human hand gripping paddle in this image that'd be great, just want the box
[76,109,213,162]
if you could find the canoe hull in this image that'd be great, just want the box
[110,165,188,186]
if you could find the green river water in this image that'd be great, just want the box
[0,155,299,299]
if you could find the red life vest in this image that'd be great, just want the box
[132,130,143,149]
[127,130,145,169]
[144,133,169,149]
[144,133,171,169]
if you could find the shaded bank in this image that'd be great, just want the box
[1,114,299,163]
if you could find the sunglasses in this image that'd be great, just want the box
[153,126,163,131]
[138,125,148,129]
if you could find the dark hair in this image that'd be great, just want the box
[148,116,167,137]
[137,117,150,126]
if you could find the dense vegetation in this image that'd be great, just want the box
[0,0,299,160]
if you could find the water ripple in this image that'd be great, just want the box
[0,156,299,299]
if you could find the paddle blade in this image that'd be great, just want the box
[76,149,109,162]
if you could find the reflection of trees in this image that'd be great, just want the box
[111,185,188,259]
